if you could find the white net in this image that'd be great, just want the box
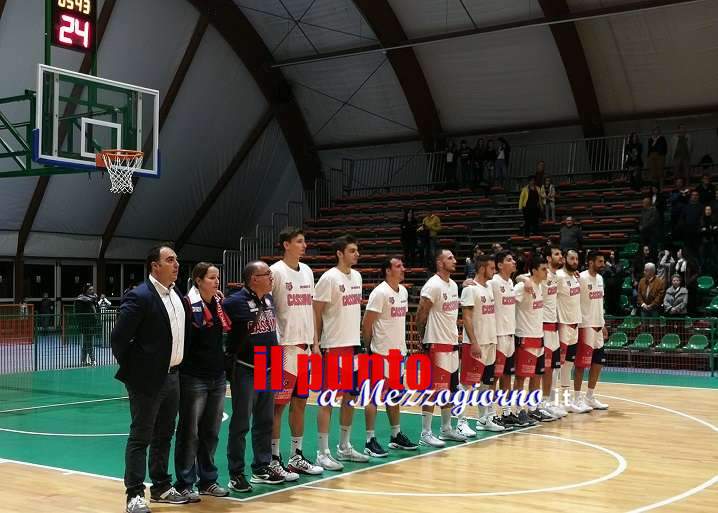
[100,150,144,194]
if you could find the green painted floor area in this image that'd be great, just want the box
[1,366,716,500]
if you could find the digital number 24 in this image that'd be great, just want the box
[59,14,90,48]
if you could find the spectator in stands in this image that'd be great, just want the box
[535,160,546,187]
[680,190,703,254]
[637,263,665,319]
[38,292,53,331]
[671,124,692,182]
[670,178,690,236]
[699,205,718,276]
[639,196,661,252]
[624,132,643,190]
[420,212,442,267]
[602,251,626,315]
[657,249,675,281]
[632,245,654,285]
[540,176,556,222]
[696,173,715,206]
[647,127,668,189]
[400,208,418,267]
[495,138,510,185]
[559,216,583,253]
[75,284,98,366]
[473,138,486,186]
[663,274,688,316]
[98,294,112,310]
[491,242,503,255]
[518,176,541,236]
[484,139,497,184]
[676,248,700,314]
[458,140,472,186]
[464,244,483,279]
[445,141,457,189]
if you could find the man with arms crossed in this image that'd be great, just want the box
[361,257,419,456]
[270,227,324,476]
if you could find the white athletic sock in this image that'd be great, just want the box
[587,388,595,399]
[339,425,351,449]
[318,433,329,453]
[573,389,580,401]
[271,438,280,458]
[552,369,561,401]
[478,384,490,418]
[440,409,452,432]
[291,436,303,455]
[421,411,433,434]
[561,361,573,388]
[502,402,511,416]
[366,430,375,442]
[391,424,401,437]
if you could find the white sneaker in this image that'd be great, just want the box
[573,395,593,413]
[545,403,566,419]
[456,418,476,437]
[419,431,446,447]
[584,395,609,410]
[336,444,370,463]
[476,415,505,432]
[551,402,568,417]
[269,457,299,482]
[287,451,324,475]
[439,428,468,442]
[315,449,344,471]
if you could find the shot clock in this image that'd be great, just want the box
[50,0,97,53]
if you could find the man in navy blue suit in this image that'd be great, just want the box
[111,243,190,513]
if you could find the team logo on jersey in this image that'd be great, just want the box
[339,284,345,293]
[566,280,571,286]
[588,284,593,290]
[500,286,505,293]
[443,293,448,300]
[285,282,293,291]
[480,296,486,303]
[389,297,395,304]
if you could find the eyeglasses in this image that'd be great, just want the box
[254,272,272,278]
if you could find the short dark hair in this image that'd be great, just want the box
[279,226,304,247]
[332,234,357,260]
[434,248,449,263]
[381,256,403,279]
[192,262,217,287]
[475,254,492,270]
[146,242,175,272]
[242,261,265,285]
[528,254,545,272]
[587,251,605,263]
[494,250,512,268]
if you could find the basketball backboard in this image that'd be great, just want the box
[33,64,160,177]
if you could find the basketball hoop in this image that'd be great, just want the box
[96,149,144,194]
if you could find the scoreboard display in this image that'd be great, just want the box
[50,0,97,53]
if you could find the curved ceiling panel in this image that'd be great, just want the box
[115,26,267,241]
[416,26,578,132]
[32,0,200,236]
[576,2,718,116]
[0,178,38,231]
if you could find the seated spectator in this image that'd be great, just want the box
[559,216,583,253]
[699,205,718,276]
[624,132,643,190]
[663,274,688,316]
[696,173,715,206]
[639,196,661,252]
[637,263,665,318]
[464,244,483,279]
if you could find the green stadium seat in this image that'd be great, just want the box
[622,242,639,258]
[621,276,633,294]
[697,275,715,291]
[683,334,709,352]
[618,317,641,330]
[706,297,718,314]
[605,332,628,349]
[628,332,654,351]
[656,333,681,352]
[619,295,630,312]
[618,258,630,270]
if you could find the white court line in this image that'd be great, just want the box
[0,396,128,415]
[305,432,627,497]
[220,425,540,503]
[597,394,718,433]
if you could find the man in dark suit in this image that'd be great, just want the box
[111,243,190,513]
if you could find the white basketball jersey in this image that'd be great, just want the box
[488,274,516,336]
[556,268,582,325]
[365,281,408,356]
[420,274,459,345]
[314,267,362,348]
[514,281,544,338]
[579,270,605,328]
[270,260,314,345]
[460,282,497,345]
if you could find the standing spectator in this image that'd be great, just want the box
[696,173,716,206]
[663,274,688,316]
[173,263,231,500]
[484,139,497,184]
[541,176,556,222]
[535,160,546,187]
[224,261,285,490]
[98,294,112,310]
[495,138,510,185]
[624,132,643,190]
[559,216,583,253]
[671,124,692,182]
[38,292,53,332]
[647,127,668,189]
[400,208,418,267]
[678,248,700,314]
[458,140,472,186]
[111,244,190,512]
[473,138,486,186]
[445,141,457,189]
[657,249,675,281]
[637,263,665,319]
[464,244,483,279]
[680,190,704,254]
[632,246,654,283]
[639,196,661,252]
[420,212,442,267]
[699,205,718,276]
[491,242,503,255]
[518,176,541,236]
[670,178,690,236]
[75,284,98,367]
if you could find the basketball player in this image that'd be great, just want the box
[513,255,555,423]
[313,235,370,470]
[459,254,504,432]
[415,249,467,447]
[574,252,609,411]
[361,257,419,456]
[270,227,324,477]
[488,251,522,428]
[556,250,587,414]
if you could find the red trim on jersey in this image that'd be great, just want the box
[543,322,558,331]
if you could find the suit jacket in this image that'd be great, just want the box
[637,276,665,311]
[111,278,190,392]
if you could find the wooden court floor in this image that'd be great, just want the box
[1,368,717,513]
